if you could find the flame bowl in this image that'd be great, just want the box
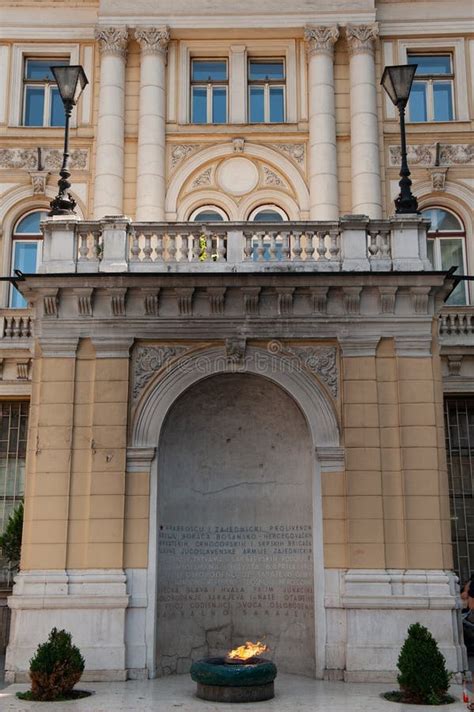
[190,656,277,703]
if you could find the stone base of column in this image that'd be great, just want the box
[5,570,129,683]
[325,569,466,683]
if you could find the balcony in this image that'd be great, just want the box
[0,308,33,345]
[40,215,431,275]
[439,306,474,346]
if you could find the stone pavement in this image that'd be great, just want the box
[0,675,468,712]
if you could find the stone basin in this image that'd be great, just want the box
[190,656,277,702]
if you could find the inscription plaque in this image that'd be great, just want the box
[157,374,315,675]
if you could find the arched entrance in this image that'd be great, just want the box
[156,373,315,676]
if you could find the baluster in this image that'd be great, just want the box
[282,233,291,261]
[329,230,340,261]
[269,233,277,261]
[130,231,140,261]
[168,232,177,262]
[142,233,152,262]
[292,231,302,260]
[181,233,189,261]
[93,232,101,261]
[18,317,24,338]
[469,314,474,335]
[243,232,253,260]
[78,232,89,261]
[439,313,447,334]
[191,233,200,262]
[13,318,20,338]
[304,232,315,261]
[155,233,164,262]
[317,231,327,261]
[5,317,13,338]
[368,231,379,258]
[380,230,391,258]
[256,233,265,261]
[206,234,213,261]
[217,234,226,262]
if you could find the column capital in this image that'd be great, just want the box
[345,23,379,57]
[94,26,129,58]
[135,26,170,56]
[304,25,339,58]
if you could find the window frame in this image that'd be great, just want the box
[190,58,228,125]
[10,210,46,308]
[189,205,229,222]
[248,204,289,222]
[8,43,80,128]
[22,57,68,127]
[407,53,455,123]
[424,207,467,305]
[247,58,286,124]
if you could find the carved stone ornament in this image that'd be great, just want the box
[233,138,245,153]
[0,148,88,171]
[389,143,473,167]
[269,143,305,166]
[135,26,170,55]
[175,288,194,316]
[345,23,379,56]
[304,25,339,57]
[95,26,129,58]
[429,167,448,192]
[343,287,362,315]
[132,345,189,400]
[170,144,203,170]
[225,337,247,364]
[43,292,59,317]
[263,166,286,188]
[447,355,463,377]
[277,288,295,316]
[285,346,338,398]
[16,360,31,381]
[192,167,212,188]
[309,287,328,314]
[29,171,49,195]
[242,287,260,316]
[410,287,430,315]
[207,287,226,315]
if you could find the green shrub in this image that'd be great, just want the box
[28,628,85,701]
[0,501,23,572]
[397,623,451,705]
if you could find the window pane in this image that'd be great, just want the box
[269,86,284,122]
[11,242,38,308]
[252,210,284,222]
[423,208,462,232]
[408,55,451,75]
[15,211,47,234]
[440,238,466,306]
[427,239,435,266]
[248,60,284,81]
[249,86,264,123]
[433,82,453,121]
[212,87,227,123]
[24,86,44,126]
[50,87,65,126]
[409,82,427,122]
[25,59,55,80]
[193,210,225,222]
[192,60,227,82]
[192,87,207,123]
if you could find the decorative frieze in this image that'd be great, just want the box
[95,26,129,58]
[170,144,203,170]
[135,26,170,56]
[345,23,379,56]
[132,345,189,400]
[389,143,474,167]
[285,345,338,398]
[304,25,339,57]
[0,148,89,171]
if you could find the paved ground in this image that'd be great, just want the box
[0,675,468,712]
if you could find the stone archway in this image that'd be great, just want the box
[156,373,315,676]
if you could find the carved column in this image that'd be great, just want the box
[346,24,382,219]
[135,27,170,221]
[93,27,128,218]
[305,25,339,220]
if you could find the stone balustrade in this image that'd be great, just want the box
[439,306,474,344]
[40,215,430,275]
[0,308,33,341]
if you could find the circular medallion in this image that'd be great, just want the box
[217,157,259,196]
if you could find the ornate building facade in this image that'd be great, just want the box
[0,0,473,683]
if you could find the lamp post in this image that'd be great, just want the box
[381,64,419,214]
[48,65,88,216]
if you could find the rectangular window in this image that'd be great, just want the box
[0,401,28,585]
[22,57,68,127]
[191,59,228,124]
[407,54,454,122]
[248,59,285,123]
[10,241,40,308]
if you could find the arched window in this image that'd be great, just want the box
[248,205,288,222]
[10,210,47,308]
[189,206,228,222]
[422,207,466,305]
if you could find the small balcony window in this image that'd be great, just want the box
[423,207,466,305]
[248,59,285,123]
[22,58,68,127]
[191,60,228,124]
[10,210,47,308]
[407,54,454,122]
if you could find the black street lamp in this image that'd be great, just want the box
[381,64,419,214]
[48,65,88,216]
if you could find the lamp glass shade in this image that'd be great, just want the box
[50,65,88,105]
[381,64,417,106]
